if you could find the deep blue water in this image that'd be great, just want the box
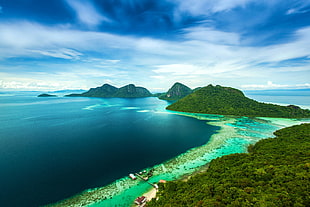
[0,94,218,207]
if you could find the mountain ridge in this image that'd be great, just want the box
[65,83,152,98]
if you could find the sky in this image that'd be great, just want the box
[0,0,310,92]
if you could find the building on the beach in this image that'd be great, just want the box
[135,196,147,205]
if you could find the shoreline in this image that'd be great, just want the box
[49,113,310,207]
[136,114,310,206]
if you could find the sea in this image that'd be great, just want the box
[0,89,309,207]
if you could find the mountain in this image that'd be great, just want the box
[167,84,310,118]
[38,93,57,97]
[77,84,118,97]
[159,82,192,101]
[65,84,152,98]
[148,123,310,206]
[113,84,152,98]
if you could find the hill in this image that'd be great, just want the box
[113,84,152,98]
[148,123,310,207]
[167,84,310,118]
[65,84,152,98]
[159,82,192,101]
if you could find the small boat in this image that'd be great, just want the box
[129,173,137,180]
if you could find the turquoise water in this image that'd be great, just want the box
[52,92,310,207]
[0,93,218,207]
[1,91,309,207]
[53,113,310,207]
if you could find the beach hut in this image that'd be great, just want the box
[135,196,147,205]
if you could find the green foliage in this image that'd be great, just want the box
[38,93,57,97]
[65,83,152,98]
[113,84,152,98]
[159,82,192,101]
[167,85,310,118]
[148,124,310,207]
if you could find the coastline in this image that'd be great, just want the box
[136,114,310,205]
[48,112,310,207]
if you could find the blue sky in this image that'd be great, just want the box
[0,0,310,91]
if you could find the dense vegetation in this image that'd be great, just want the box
[159,82,193,101]
[167,84,310,118]
[148,123,310,207]
[38,93,57,97]
[65,84,152,98]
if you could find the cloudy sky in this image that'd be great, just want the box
[0,0,310,91]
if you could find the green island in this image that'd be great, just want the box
[158,82,193,101]
[148,123,310,207]
[38,93,57,97]
[65,84,152,98]
[167,84,310,118]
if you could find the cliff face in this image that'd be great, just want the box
[159,82,192,101]
[65,84,152,98]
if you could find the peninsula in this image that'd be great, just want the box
[167,84,310,118]
[148,123,310,206]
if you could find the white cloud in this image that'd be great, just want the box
[183,27,240,45]
[153,64,206,76]
[65,0,110,27]
[0,21,135,59]
[286,1,310,15]
[106,59,120,64]
[0,20,310,91]
[171,0,255,16]
[0,79,65,90]
[241,81,310,90]
[29,48,82,59]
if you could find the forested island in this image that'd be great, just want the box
[148,123,310,207]
[65,84,152,98]
[167,84,310,118]
[158,82,193,101]
[38,93,57,97]
[63,82,310,118]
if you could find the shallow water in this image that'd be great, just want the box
[53,113,310,207]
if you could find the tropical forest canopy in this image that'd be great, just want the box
[148,123,310,207]
[167,84,310,118]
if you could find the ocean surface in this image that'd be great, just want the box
[0,93,218,207]
[244,89,310,109]
[0,90,309,207]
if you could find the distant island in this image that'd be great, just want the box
[167,84,310,118]
[63,82,310,118]
[148,123,310,206]
[65,84,152,98]
[38,93,57,97]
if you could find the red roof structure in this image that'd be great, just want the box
[135,196,147,205]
